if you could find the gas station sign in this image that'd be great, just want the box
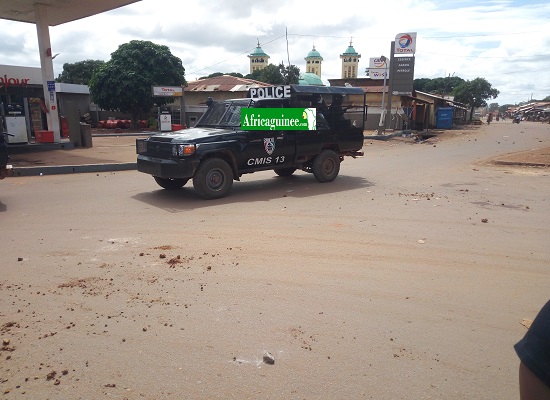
[391,56,415,96]
[0,65,43,86]
[394,32,417,55]
[152,86,183,97]
[368,57,389,80]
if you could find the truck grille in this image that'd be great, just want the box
[143,140,174,158]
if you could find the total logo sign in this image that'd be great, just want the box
[394,32,417,54]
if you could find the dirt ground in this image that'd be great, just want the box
[1,120,549,399]
[427,124,550,167]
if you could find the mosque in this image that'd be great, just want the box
[247,39,361,85]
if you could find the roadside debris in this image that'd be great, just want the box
[263,351,275,365]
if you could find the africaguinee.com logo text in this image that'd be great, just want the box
[241,108,317,130]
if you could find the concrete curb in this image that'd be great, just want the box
[12,163,137,177]
[6,132,155,155]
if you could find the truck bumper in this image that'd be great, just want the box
[137,155,199,179]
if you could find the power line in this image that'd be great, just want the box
[420,31,543,39]
[187,30,549,77]
[420,50,550,59]
[187,34,286,75]
[287,30,542,40]
[460,68,550,77]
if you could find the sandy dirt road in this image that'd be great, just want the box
[1,121,549,399]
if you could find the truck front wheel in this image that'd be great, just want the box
[154,177,188,190]
[193,158,233,199]
[312,150,340,183]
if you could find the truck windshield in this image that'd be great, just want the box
[196,99,252,128]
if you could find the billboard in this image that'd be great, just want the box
[394,32,417,55]
[0,65,43,86]
[391,56,415,96]
[152,86,183,97]
[368,57,389,80]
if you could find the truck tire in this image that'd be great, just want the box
[312,150,340,183]
[154,177,188,190]
[274,167,297,177]
[193,158,233,199]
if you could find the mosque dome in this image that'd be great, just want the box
[298,72,324,86]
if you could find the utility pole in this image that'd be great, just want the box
[377,55,388,135]
[385,41,395,131]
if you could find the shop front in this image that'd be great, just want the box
[1,64,51,144]
[1,64,92,145]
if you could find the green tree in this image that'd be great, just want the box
[245,64,284,84]
[453,78,499,121]
[489,103,499,112]
[55,59,105,85]
[413,78,432,92]
[413,76,465,96]
[198,72,244,79]
[89,40,186,126]
[279,63,300,85]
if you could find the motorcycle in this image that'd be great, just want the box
[0,131,14,179]
[512,116,521,124]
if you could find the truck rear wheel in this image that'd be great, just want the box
[154,177,188,190]
[274,167,296,177]
[312,150,340,183]
[193,158,233,199]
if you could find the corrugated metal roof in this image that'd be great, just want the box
[186,75,270,93]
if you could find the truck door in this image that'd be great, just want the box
[241,130,295,172]
[239,100,296,172]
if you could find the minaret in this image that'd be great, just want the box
[304,44,323,78]
[340,38,361,79]
[248,39,270,74]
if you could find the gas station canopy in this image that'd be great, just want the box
[0,0,141,143]
[0,0,140,26]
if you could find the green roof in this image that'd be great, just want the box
[249,42,269,57]
[342,45,359,56]
[298,72,324,86]
[341,40,360,56]
[306,45,323,60]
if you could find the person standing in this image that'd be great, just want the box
[515,300,550,400]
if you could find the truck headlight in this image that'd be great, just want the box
[173,144,196,157]
[136,139,147,154]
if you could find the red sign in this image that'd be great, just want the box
[0,74,30,87]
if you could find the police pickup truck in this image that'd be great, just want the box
[136,84,366,199]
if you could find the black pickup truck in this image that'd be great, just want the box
[136,84,366,199]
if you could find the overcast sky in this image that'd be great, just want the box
[1,0,549,106]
